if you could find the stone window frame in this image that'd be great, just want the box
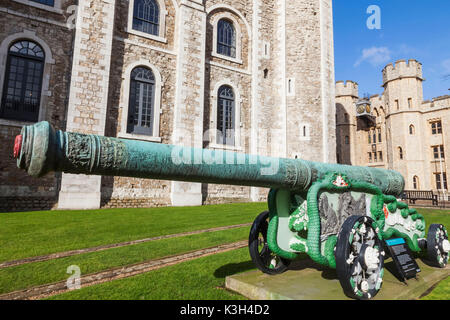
[127,0,168,43]
[0,30,55,127]
[430,120,442,135]
[434,172,448,190]
[208,80,242,152]
[299,123,311,141]
[432,145,445,160]
[11,0,64,14]
[211,12,243,65]
[118,60,163,143]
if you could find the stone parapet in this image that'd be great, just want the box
[382,59,423,85]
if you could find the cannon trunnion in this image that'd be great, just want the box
[14,121,449,300]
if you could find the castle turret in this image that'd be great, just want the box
[382,60,425,186]
[382,59,423,85]
[382,60,424,113]
[336,80,359,98]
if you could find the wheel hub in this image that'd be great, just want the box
[336,215,384,300]
[442,239,450,253]
[362,245,380,270]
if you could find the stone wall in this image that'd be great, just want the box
[0,0,337,211]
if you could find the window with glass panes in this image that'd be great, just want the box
[435,173,448,190]
[217,19,236,58]
[127,67,155,136]
[1,40,45,122]
[432,145,445,159]
[133,0,159,36]
[30,0,54,6]
[217,85,235,145]
[431,121,442,134]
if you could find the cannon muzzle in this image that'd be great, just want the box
[14,121,405,196]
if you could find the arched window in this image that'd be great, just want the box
[398,147,403,160]
[217,85,235,145]
[373,108,379,121]
[133,0,159,36]
[1,40,45,122]
[413,176,419,190]
[217,19,236,58]
[409,124,415,135]
[127,67,155,136]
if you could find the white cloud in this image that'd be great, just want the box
[354,47,391,67]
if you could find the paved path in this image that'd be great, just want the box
[226,257,450,300]
[0,240,248,300]
[0,223,251,269]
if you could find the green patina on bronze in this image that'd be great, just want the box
[17,121,406,197]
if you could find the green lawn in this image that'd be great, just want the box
[0,226,249,294]
[421,276,449,300]
[0,204,448,300]
[47,247,252,300]
[0,202,266,262]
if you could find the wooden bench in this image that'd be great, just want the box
[402,190,439,206]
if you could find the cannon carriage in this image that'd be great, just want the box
[14,121,449,300]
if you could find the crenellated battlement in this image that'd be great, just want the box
[382,59,423,85]
[335,80,359,98]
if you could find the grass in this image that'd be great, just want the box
[0,202,266,262]
[421,276,449,300]
[47,247,253,300]
[414,208,450,300]
[0,204,448,299]
[0,226,249,294]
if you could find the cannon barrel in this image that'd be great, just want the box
[14,121,405,196]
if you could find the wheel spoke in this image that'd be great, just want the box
[259,244,272,265]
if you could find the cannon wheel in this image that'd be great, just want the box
[427,224,449,268]
[248,211,291,275]
[335,215,384,300]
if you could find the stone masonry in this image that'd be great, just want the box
[0,0,336,211]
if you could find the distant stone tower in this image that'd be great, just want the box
[382,60,425,178]
[335,59,450,194]
[335,81,359,164]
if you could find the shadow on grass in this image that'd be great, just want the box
[214,260,255,278]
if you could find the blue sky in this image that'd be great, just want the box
[333,0,450,100]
